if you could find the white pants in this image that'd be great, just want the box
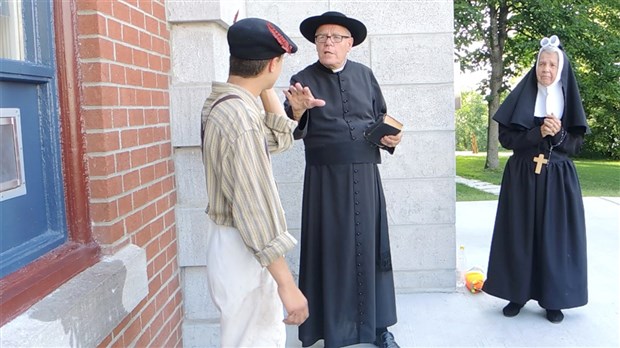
[205,218,285,348]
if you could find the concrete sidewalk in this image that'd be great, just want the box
[287,197,620,347]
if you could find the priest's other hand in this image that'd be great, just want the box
[284,82,326,121]
[381,132,402,148]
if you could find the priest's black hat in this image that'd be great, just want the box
[300,11,367,46]
[228,18,298,60]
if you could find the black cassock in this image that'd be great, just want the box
[285,61,397,348]
[484,49,589,310]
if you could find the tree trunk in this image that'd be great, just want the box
[484,2,507,170]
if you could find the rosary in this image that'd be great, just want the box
[533,129,567,174]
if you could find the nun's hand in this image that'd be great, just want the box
[543,114,562,136]
[284,82,326,121]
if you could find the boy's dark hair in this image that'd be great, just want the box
[229,56,272,77]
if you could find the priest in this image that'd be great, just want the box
[283,11,402,348]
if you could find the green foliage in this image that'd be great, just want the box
[456,91,488,151]
[454,0,620,159]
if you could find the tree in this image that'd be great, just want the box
[456,91,488,152]
[454,0,620,164]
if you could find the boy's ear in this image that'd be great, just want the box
[268,55,282,72]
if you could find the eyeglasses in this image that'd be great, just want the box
[314,34,351,43]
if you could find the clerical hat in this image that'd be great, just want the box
[228,18,298,60]
[300,11,367,46]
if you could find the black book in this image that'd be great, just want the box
[364,114,403,147]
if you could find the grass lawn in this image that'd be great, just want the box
[456,183,498,201]
[456,154,620,197]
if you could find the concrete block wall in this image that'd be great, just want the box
[168,1,455,346]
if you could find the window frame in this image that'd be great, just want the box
[0,0,99,326]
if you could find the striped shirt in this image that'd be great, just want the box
[201,82,297,267]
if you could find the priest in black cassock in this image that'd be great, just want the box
[483,35,589,324]
[283,11,402,348]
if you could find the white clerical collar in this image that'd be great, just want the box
[331,60,347,73]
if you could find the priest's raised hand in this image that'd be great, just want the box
[283,82,326,121]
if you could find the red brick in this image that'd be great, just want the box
[122,169,141,191]
[138,128,155,146]
[112,1,132,24]
[78,0,112,14]
[109,64,126,84]
[107,18,123,41]
[138,0,153,15]
[115,43,133,65]
[152,2,165,22]
[132,186,150,207]
[130,8,146,28]
[112,109,129,128]
[136,89,152,106]
[85,131,120,153]
[133,224,153,247]
[92,220,125,244]
[115,151,131,172]
[117,193,134,215]
[83,108,113,131]
[148,53,162,71]
[159,22,170,40]
[134,48,149,67]
[82,85,119,106]
[121,129,139,148]
[122,25,140,47]
[88,154,115,176]
[90,200,119,222]
[90,175,123,198]
[81,62,109,84]
[146,146,161,164]
[79,37,114,60]
[78,13,105,36]
[156,73,168,89]
[142,202,158,224]
[161,57,170,73]
[120,317,143,348]
[119,87,137,106]
[125,210,144,234]
[130,148,148,168]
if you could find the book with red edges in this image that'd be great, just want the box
[364,114,403,147]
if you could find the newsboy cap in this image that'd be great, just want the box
[228,18,298,60]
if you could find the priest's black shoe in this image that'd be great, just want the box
[546,309,564,323]
[502,302,524,317]
[374,331,400,348]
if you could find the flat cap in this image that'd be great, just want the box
[228,18,298,60]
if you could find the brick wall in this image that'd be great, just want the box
[75,1,183,346]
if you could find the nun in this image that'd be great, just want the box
[483,35,589,323]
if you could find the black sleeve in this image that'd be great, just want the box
[498,123,544,150]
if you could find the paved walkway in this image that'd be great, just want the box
[455,176,500,195]
[286,197,620,347]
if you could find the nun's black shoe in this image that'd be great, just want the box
[546,309,564,323]
[374,331,400,348]
[502,302,524,317]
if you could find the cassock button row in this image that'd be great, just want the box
[355,211,360,215]
[354,180,358,184]
[355,191,359,195]
[356,232,361,235]
[352,136,356,140]
[354,169,358,173]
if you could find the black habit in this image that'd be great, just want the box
[483,49,589,310]
[285,60,397,347]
